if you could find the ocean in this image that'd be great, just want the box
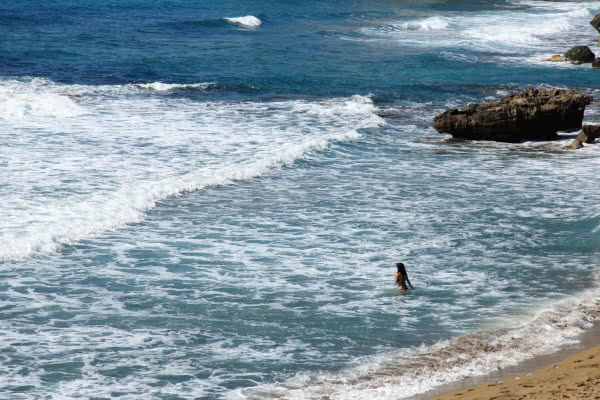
[2,0,600,399]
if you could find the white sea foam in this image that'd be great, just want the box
[359,0,600,62]
[461,11,579,48]
[135,82,217,91]
[0,78,383,262]
[396,16,449,31]
[0,79,85,119]
[225,15,262,28]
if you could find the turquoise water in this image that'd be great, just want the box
[2,1,600,399]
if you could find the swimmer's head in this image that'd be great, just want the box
[396,262,406,273]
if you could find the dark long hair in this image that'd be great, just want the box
[396,263,407,275]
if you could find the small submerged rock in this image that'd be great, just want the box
[433,88,592,143]
[591,13,600,34]
[593,58,600,69]
[546,55,566,62]
[566,125,600,150]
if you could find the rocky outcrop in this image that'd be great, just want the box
[593,58,600,69]
[567,125,600,149]
[564,46,595,64]
[433,88,592,143]
[591,13,600,34]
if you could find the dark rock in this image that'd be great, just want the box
[433,88,592,143]
[591,13,600,34]
[567,125,600,150]
[564,46,595,64]
[593,58,600,69]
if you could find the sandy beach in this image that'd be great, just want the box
[427,345,600,400]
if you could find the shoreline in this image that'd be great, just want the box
[408,321,600,400]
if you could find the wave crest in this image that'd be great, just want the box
[0,79,383,262]
[225,15,262,28]
[0,78,85,119]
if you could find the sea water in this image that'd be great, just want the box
[1,0,600,399]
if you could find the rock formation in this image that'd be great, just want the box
[433,88,592,143]
[564,46,595,64]
[567,125,600,150]
[591,13,600,34]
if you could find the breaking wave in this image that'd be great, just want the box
[225,15,262,28]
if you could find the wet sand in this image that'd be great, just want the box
[419,323,600,400]
[427,345,600,400]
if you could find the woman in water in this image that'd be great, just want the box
[395,263,414,291]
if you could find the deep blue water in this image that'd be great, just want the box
[4,0,599,92]
[2,0,600,399]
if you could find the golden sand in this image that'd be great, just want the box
[428,346,600,400]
